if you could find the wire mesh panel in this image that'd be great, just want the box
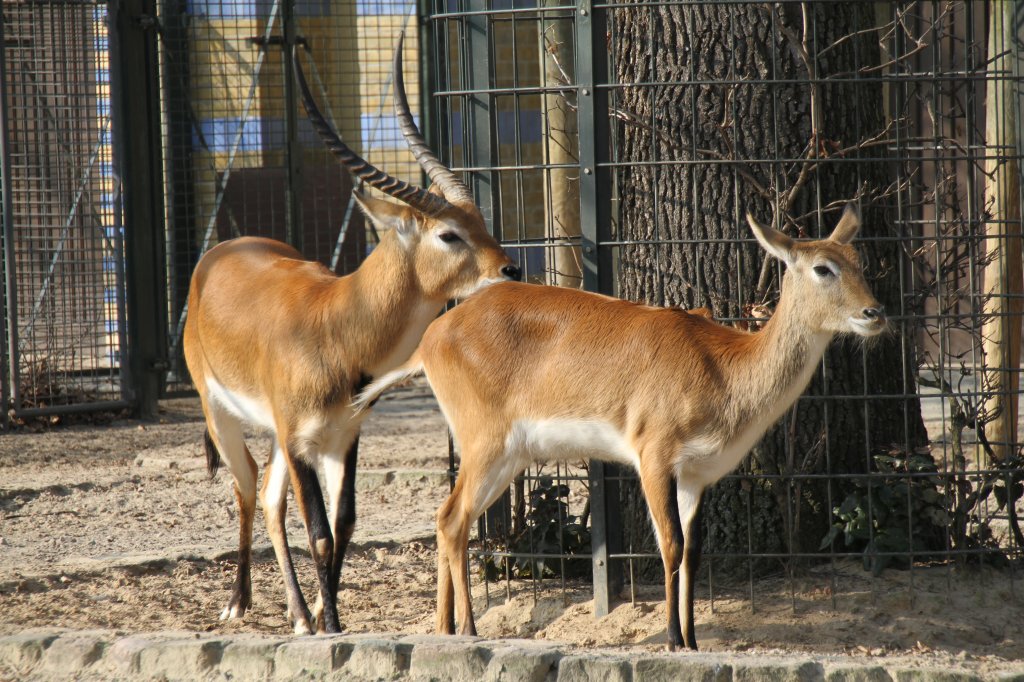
[158,0,426,391]
[1,1,128,420]
[428,0,600,611]
[427,0,1024,621]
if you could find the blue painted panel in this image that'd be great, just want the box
[491,0,537,10]
[185,0,328,18]
[360,112,421,151]
[357,0,413,15]
[448,109,542,147]
[186,0,259,19]
[496,109,542,144]
[193,117,266,152]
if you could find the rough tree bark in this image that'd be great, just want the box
[611,2,927,569]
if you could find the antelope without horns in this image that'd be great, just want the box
[182,34,519,635]
[356,203,886,650]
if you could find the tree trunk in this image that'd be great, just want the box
[540,5,583,289]
[980,0,1023,463]
[612,2,927,572]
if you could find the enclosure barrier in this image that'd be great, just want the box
[1,0,1022,623]
[425,0,1024,616]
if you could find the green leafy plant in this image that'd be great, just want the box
[482,475,591,580]
[820,447,949,576]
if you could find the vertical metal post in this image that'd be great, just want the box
[282,0,303,253]
[464,0,510,542]
[418,0,436,187]
[160,0,197,380]
[465,0,499,234]
[0,15,13,428]
[576,0,621,617]
[110,0,168,419]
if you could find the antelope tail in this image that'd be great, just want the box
[352,351,425,413]
[203,429,221,479]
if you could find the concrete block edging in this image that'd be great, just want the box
[0,629,1014,681]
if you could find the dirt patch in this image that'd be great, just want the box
[1,385,1021,674]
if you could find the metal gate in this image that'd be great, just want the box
[154,0,425,397]
[1,2,131,423]
[2,0,428,424]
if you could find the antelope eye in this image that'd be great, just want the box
[813,265,835,278]
[438,232,463,244]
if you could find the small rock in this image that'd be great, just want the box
[59,575,71,584]
[137,425,146,431]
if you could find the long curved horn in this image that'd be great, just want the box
[392,32,474,204]
[293,46,450,216]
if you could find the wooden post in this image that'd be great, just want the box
[540,4,582,288]
[981,0,1023,461]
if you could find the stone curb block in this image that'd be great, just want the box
[485,642,562,682]
[0,629,1019,681]
[823,663,894,682]
[274,637,353,679]
[39,631,108,675]
[137,636,224,681]
[220,635,286,680]
[734,660,824,682]
[556,653,633,682]
[341,635,412,681]
[0,631,60,675]
[635,654,732,682]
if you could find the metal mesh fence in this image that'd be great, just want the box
[156,0,425,390]
[427,0,1024,615]
[1,2,128,419]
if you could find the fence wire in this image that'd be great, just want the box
[157,0,425,391]
[1,2,128,420]
[427,0,1024,616]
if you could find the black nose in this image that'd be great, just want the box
[501,264,522,281]
[862,306,885,321]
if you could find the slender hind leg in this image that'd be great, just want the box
[435,482,460,635]
[203,403,258,621]
[261,443,313,634]
[437,447,521,636]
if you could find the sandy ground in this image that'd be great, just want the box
[1,385,1022,675]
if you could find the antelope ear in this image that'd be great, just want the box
[829,203,861,244]
[747,212,795,265]
[353,191,416,240]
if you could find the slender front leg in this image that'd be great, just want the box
[286,444,342,634]
[677,483,705,651]
[637,459,684,651]
[329,435,359,597]
[313,433,360,632]
[261,444,313,635]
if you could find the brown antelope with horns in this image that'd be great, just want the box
[183,35,519,635]
[355,204,886,650]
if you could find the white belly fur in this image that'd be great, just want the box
[206,377,275,431]
[206,377,365,458]
[505,419,640,468]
